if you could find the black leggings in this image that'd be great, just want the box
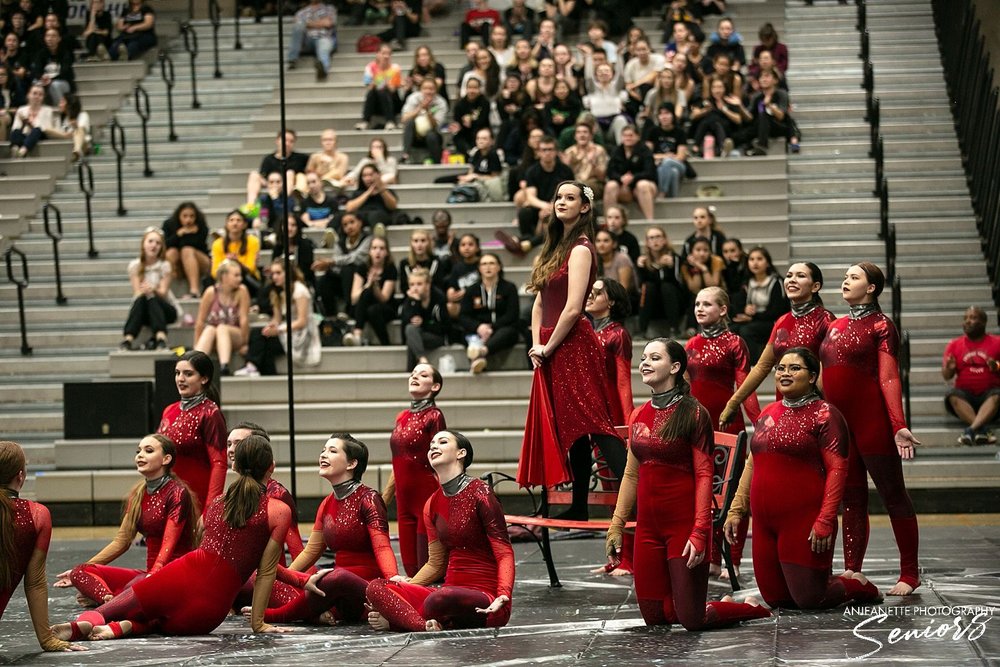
[123,296,177,338]
[562,433,627,518]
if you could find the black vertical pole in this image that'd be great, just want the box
[276,3,297,502]
[134,85,154,176]
[42,204,67,305]
[181,23,202,109]
[160,53,178,142]
[210,0,222,78]
[109,118,128,216]
[78,160,98,258]
[5,247,32,355]
[234,0,243,50]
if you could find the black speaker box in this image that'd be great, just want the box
[63,381,154,439]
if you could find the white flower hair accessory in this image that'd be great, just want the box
[581,184,595,203]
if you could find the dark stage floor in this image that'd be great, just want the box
[2,517,999,665]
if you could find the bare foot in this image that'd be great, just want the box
[709,564,722,577]
[720,595,734,603]
[90,623,127,641]
[75,593,98,608]
[367,611,389,631]
[719,565,740,581]
[102,595,113,604]
[839,569,855,578]
[608,567,632,577]
[317,611,338,626]
[887,580,916,596]
[425,619,443,632]
[51,621,92,641]
[743,596,761,607]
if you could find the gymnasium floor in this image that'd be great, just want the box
[2,515,998,665]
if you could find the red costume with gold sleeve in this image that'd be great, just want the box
[157,400,228,516]
[265,484,398,623]
[750,398,881,608]
[612,401,770,628]
[820,310,919,590]
[366,478,515,631]
[70,478,195,603]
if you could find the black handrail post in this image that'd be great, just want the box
[856,0,866,32]
[869,97,879,158]
[159,53,178,142]
[878,177,889,240]
[78,160,98,258]
[209,0,223,79]
[134,85,154,177]
[181,22,202,109]
[109,118,128,216]
[234,0,243,50]
[873,134,884,197]
[860,28,869,62]
[42,203,67,305]
[891,274,902,335]
[886,223,897,287]
[5,246,32,355]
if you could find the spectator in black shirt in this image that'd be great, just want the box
[643,104,689,198]
[245,129,309,205]
[604,124,657,220]
[703,16,745,73]
[448,76,491,156]
[603,204,640,264]
[401,267,449,370]
[445,233,481,319]
[462,252,522,374]
[110,0,156,61]
[31,27,72,104]
[81,0,113,60]
[736,69,793,156]
[430,208,459,266]
[344,163,399,227]
[378,0,421,52]
[504,0,536,40]
[162,201,210,299]
[435,127,505,201]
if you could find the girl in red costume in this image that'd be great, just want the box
[725,348,883,609]
[254,433,403,624]
[820,262,921,596]
[52,435,293,640]
[0,441,82,652]
[367,430,515,632]
[382,363,447,576]
[606,339,770,629]
[56,435,198,606]
[686,286,760,578]
[518,180,626,520]
[157,350,228,515]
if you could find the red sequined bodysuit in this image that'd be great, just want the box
[157,400,228,515]
[594,320,634,426]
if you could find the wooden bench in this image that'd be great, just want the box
[490,429,748,589]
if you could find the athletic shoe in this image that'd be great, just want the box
[342,332,359,346]
[470,357,487,374]
[495,230,525,257]
[96,44,110,61]
[958,428,975,446]
[974,430,997,445]
[234,363,260,377]
[315,60,327,80]
[354,121,370,131]
[119,339,133,351]
[384,120,398,130]
[117,43,129,61]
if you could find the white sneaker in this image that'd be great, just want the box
[354,121,369,131]
[342,332,359,346]
[384,120,398,130]
[233,363,260,377]
[466,344,484,361]
[470,357,487,374]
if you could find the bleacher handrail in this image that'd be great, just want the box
[4,245,32,356]
[878,177,889,240]
[158,52,179,143]
[233,0,244,50]
[133,84,154,177]
[41,203,67,306]
[886,222,897,287]
[209,0,223,79]
[77,160,98,259]
[900,330,912,425]
[108,118,128,216]
[891,274,902,335]
[856,0,867,33]
[932,0,1000,304]
[180,22,202,109]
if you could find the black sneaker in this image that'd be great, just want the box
[119,339,133,351]
[958,428,975,446]
[154,339,168,350]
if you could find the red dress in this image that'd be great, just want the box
[624,401,770,628]
[519,237,622,487]
[594,320,634,426]
[0,498,49,618]
[157,400,228,515]
[366,478,515,631]
[266,484,399,623]
[70,478,195,602]
[390,404,446,576]
[77,493,291,636]
[749,399,880,608]
[820,310,919,589]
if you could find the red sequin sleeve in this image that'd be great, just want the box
[688,406,715,554]
[25,503,69,651]
[152,485,193,572]
[250,501,293,632]
[203,408,229,513]
[813,403,850,539]
[360,491,399,579]
[477,489,515,600]
[733,339,762,424]
[408,495,446,586]
[878,345,908,437]
[272,484,305,561]
[280,495,330,585]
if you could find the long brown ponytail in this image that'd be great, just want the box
[649,339,704,442]
[122,435,201,548]
[223,435,273,529]
[0,441,27,590]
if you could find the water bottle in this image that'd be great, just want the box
[439,354,456,374]
[440,148,450,165]
[703,135,715,159]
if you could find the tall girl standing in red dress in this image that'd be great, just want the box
[819,262,921,596]
[367,430,515,632]
[52,435,293,640]
[56,435,198,605]
[382,364,446,576]
[157,351,228,515]
[517,180,626,520]
[606,340,770,629]
[727,348,883,609]
[260,433,402,624]
[685,286,760,577]
[0,441,80,652]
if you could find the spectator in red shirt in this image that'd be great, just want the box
[460,0,501,48]
[943,306,1000,445]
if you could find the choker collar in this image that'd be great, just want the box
[651,387,684,410]
[145,476,170,494]
[700,321,728,339]
[782,392,820,408]
[180,393,207,411]
[791,300,820,318]
[441,473,473,497]
[410,398,435,412]
[333,479,362,500]
[592,316,612,332]
[2,487,18,499]
[849,303,880,320]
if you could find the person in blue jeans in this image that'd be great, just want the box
[643,104,689,198]
[287,0,337,80]
[109,0,157,61]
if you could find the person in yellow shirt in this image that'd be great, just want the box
[211,210,261,295]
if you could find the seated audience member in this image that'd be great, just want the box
[110,0,156,61]
[577,19,616,65]
[405,45,448,104]
[430,208,459,264]
[449,77,491,156]
[505,38,536,85]
[456,40,481,92]
[636,225,685,336]
[120,228,181,351]
[525,56,556,107]
[604,124,657,221]
[400,78,448,163]
[211,209,261,295]
[313,212,372,317]
[255,171,293,237]
[235,260,313,376]
[720,237,749,295]
[358,44,402,130]
[504,0,536,40]
[344,137,398,186]
[595,228,638,306]
[642,67,687,125]
[531,17,556,61]
[271,214,317,287]
[682,205,726,258]
[0,69,18,140]
[488,24,513,70]
[459,47,500,99]
[345,164,399,227]
[704,52,742,98]
[730,245,788,362]
[736,69,793,156]
[703,16,745,73]
[194,258,251,376]
[621,38,663,118]
[749,22,788,80]
[401,267,448,370]
[399,228,446,294]
[604,204,639,263]
[378,0,421,52]
[747,49,787,93]
[943,306,1000,445]
[689,75,748,157]
[162,201,211,299]
[462,252,521,374]
[81,0,113,60]
[245,129,309,205]
[46,92,89,161]
[460,0,500,48]
[8,83,53,158]
[31,27,72,105]
[561,121,608,196]
[583,62,628,146]
[343,236,397,346]
[438,127,504,202]
[643,104,689,199]
[496,134,573,256]
[286,0,337,80]
[306,129,350,189]
[299,172,338,230]
[544,78,582,143]
[444,233,481,319]
[680,237,724,332]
